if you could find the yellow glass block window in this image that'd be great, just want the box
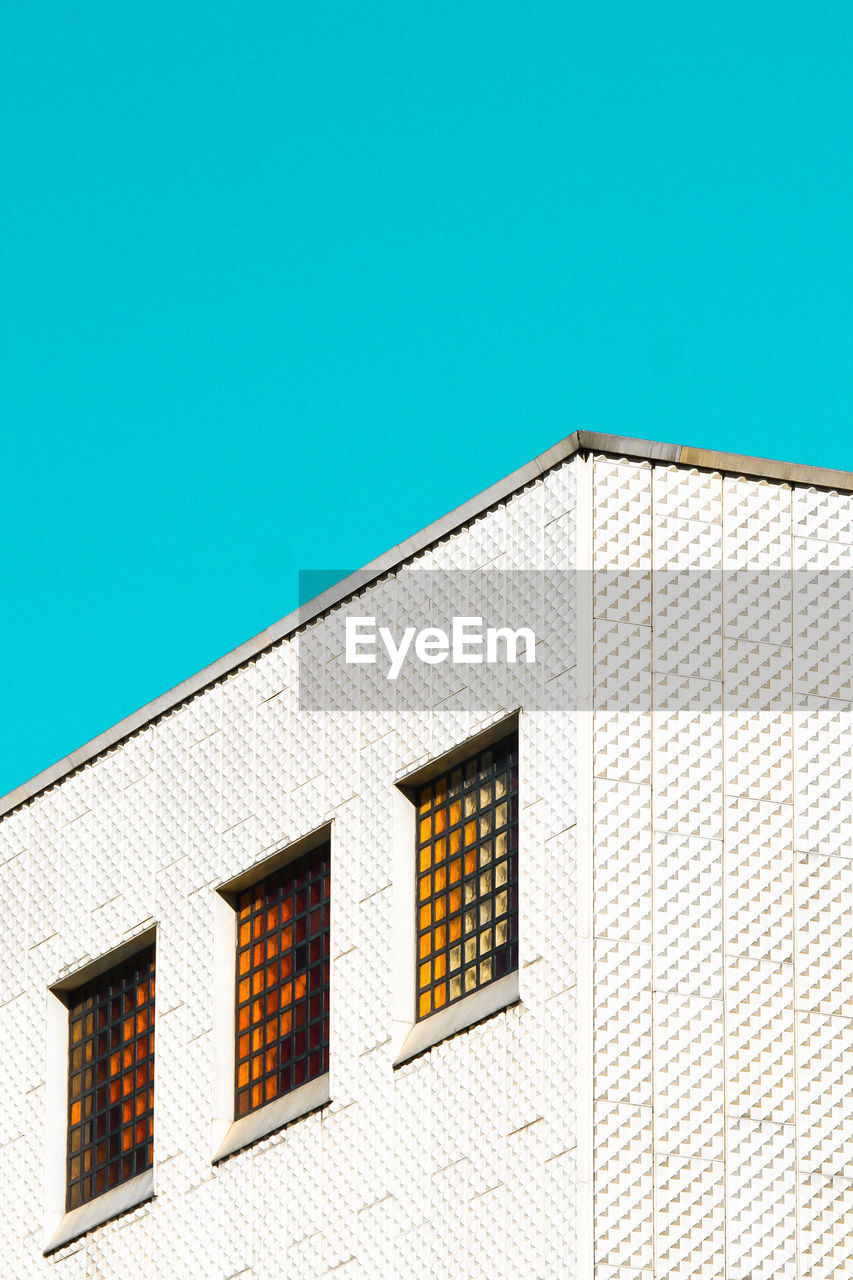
[415,734,518,1021]
[234,844,330,1118]
[66,947,155,1210]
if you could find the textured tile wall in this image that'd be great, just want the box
[0,461,578,1279]
[591,457,853,1280]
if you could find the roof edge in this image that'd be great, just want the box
[0,432,580,817]
[3,429,853,818]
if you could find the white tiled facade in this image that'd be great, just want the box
[590,458,853,1280]
[1,447,852,1277]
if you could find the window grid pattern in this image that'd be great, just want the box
[66,947,155,1211]
[416,735,519,1021]
[235,844,331,1119]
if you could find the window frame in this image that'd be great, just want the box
[391,714,521,1067]
[44,927,157,1255]
[212,825,332,1164]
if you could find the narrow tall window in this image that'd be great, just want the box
[234,844,331,1119]
[66,947,155,1210]
[415,734,518,1021]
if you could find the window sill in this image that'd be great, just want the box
[392,971,519,1067]
[212,1072,331,1164]
[43,1169,154,1255]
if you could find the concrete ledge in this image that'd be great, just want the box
[579,432,682,465]
[392,971,520,1067]
[676,443,853,490]
[212,1074,331,1164]
[44,1169,154,1254]
[3,429,853,818]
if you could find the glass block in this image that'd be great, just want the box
[414,734,518,1020]
[65,947,155,1210]
[234,844,330,1118]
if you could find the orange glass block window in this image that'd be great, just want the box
[66,947,155,1211]
[234,844,331,1119]
[416,734,518,1021]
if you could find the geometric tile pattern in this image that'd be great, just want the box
[799,1172,853,1280]
[795,694,853,859]
[592,780,652,946]
[593,618,652,785]
[793,557,853,701]
[593,458,652,626]
[724,639,792,803]
[795,853,853,1016]
[652,673,723,842]
[727,1117,797,1279]
[0,459,579,1278]
[592,459,853,1280]
[653,833,722,999]
[593,1100,653,1271]
[653,992,723,1162]
[725,955,795,1124]
[654,1154,725,1280]
[593,939,652,1106]
[725,797,794,964]
[653,564,723,682]
[797,1012,853,1177]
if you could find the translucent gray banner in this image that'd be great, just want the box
[296,569,853,711]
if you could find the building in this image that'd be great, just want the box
[1,431,852,1278]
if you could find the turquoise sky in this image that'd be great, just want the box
[2,3,852,798]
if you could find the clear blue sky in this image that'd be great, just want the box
[2,2,852,798]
